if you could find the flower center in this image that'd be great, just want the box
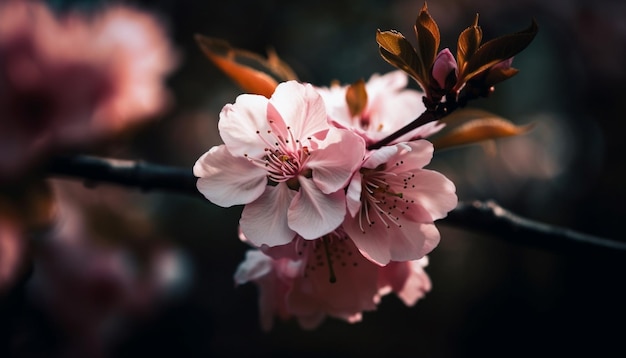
[357,161,416,232]
[244,125,312,190]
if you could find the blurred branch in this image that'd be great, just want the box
[46,155,624,254]
[444,200,626,255]
[46,155,201,198]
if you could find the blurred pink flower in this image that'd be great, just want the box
[0,1,177,180]
[235,230,431,331]
[343,141,457,265]
[315,71,444,146]
[25,180,189,357]
[0,217,25,293]
[194,81,365,247]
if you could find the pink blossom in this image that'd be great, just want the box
[432,48,458,89]
[0,1,177,180]
[315,70,444,146]
[234,230,432,330]
[194,81,366,247]
[343,140,457,265]
[27,179,189,357]
[0,217,25,293]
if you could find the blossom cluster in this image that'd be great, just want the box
[194,71,458,329]
[0,0,177,181]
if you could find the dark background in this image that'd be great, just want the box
[3,0,626,357]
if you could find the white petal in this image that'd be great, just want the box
[233,250,273,285]
[270,81,329,140]
[287,178,345,240]
[218,94,271,158]
[240,184,297,247]
[194,145,267,207]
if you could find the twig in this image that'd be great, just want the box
[46,155,201,198]
[45,155,624,254]
[444,200,626,255]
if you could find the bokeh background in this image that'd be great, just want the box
[2,0,625,357]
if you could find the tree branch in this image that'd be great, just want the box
[45,155,624,254]
[46,155,201,198]
[444,200,626,255]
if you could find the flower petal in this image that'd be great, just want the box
[194,145,267,207]
[218,94,271,158]
[287,178,346,240]
[306,128,365,194]
[270,81,329,140]
[388,140,434,171]
[233,250,273,285]
[240,184,297,247]
[344,215,440,265]
[345,173,363,218]
[404,169,458,221]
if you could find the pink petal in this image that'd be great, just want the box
[287,178,346,240]
[194,145,267,207]
[345,173,363,218]
[233,250,273,285]
[378,257,431,306]
[362,144,404,169]
[432,48,458,89]
[269,81,329,140]
[240,184,297,247]
[395,258,432,306]
[405,170,458,221]
[218,94,271,158]
[389,140,434,171]
[344,216,440,265]
[306,128,365,194]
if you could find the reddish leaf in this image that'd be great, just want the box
[459,19,538,84]
[431,108,534,150]
[414,3,440,75]
[195,35,297,98]
[376,29,426,89]
[456,14,482,76]
[345,79,368,118]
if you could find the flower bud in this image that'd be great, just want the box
[432,48,458,89]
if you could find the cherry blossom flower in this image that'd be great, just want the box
[234,229,431,331]
[0,1,177,180]
[315,70,444,146]
[194,80,366,247]
[343,140,457,265]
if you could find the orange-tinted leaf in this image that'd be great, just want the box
[345,79,368,118]
[414,2,440,73]
[431,108,534,150]
[485,66,519,86]
[195,35,297,98]
[376,29,426,89]
[460,19,538,84]
[456,14,482,75]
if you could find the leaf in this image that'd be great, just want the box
[195,34,298,98]
[459,19,538,84]
[376,29,426,89]
[456,14,482,75]
[484,65,519,86]
[414,2,440,74]
[345,79,368,118]
[431,108,534,150]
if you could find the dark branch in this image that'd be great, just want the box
[46,155,202,198]
[45,155,624,255]
[444,200,626,255]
